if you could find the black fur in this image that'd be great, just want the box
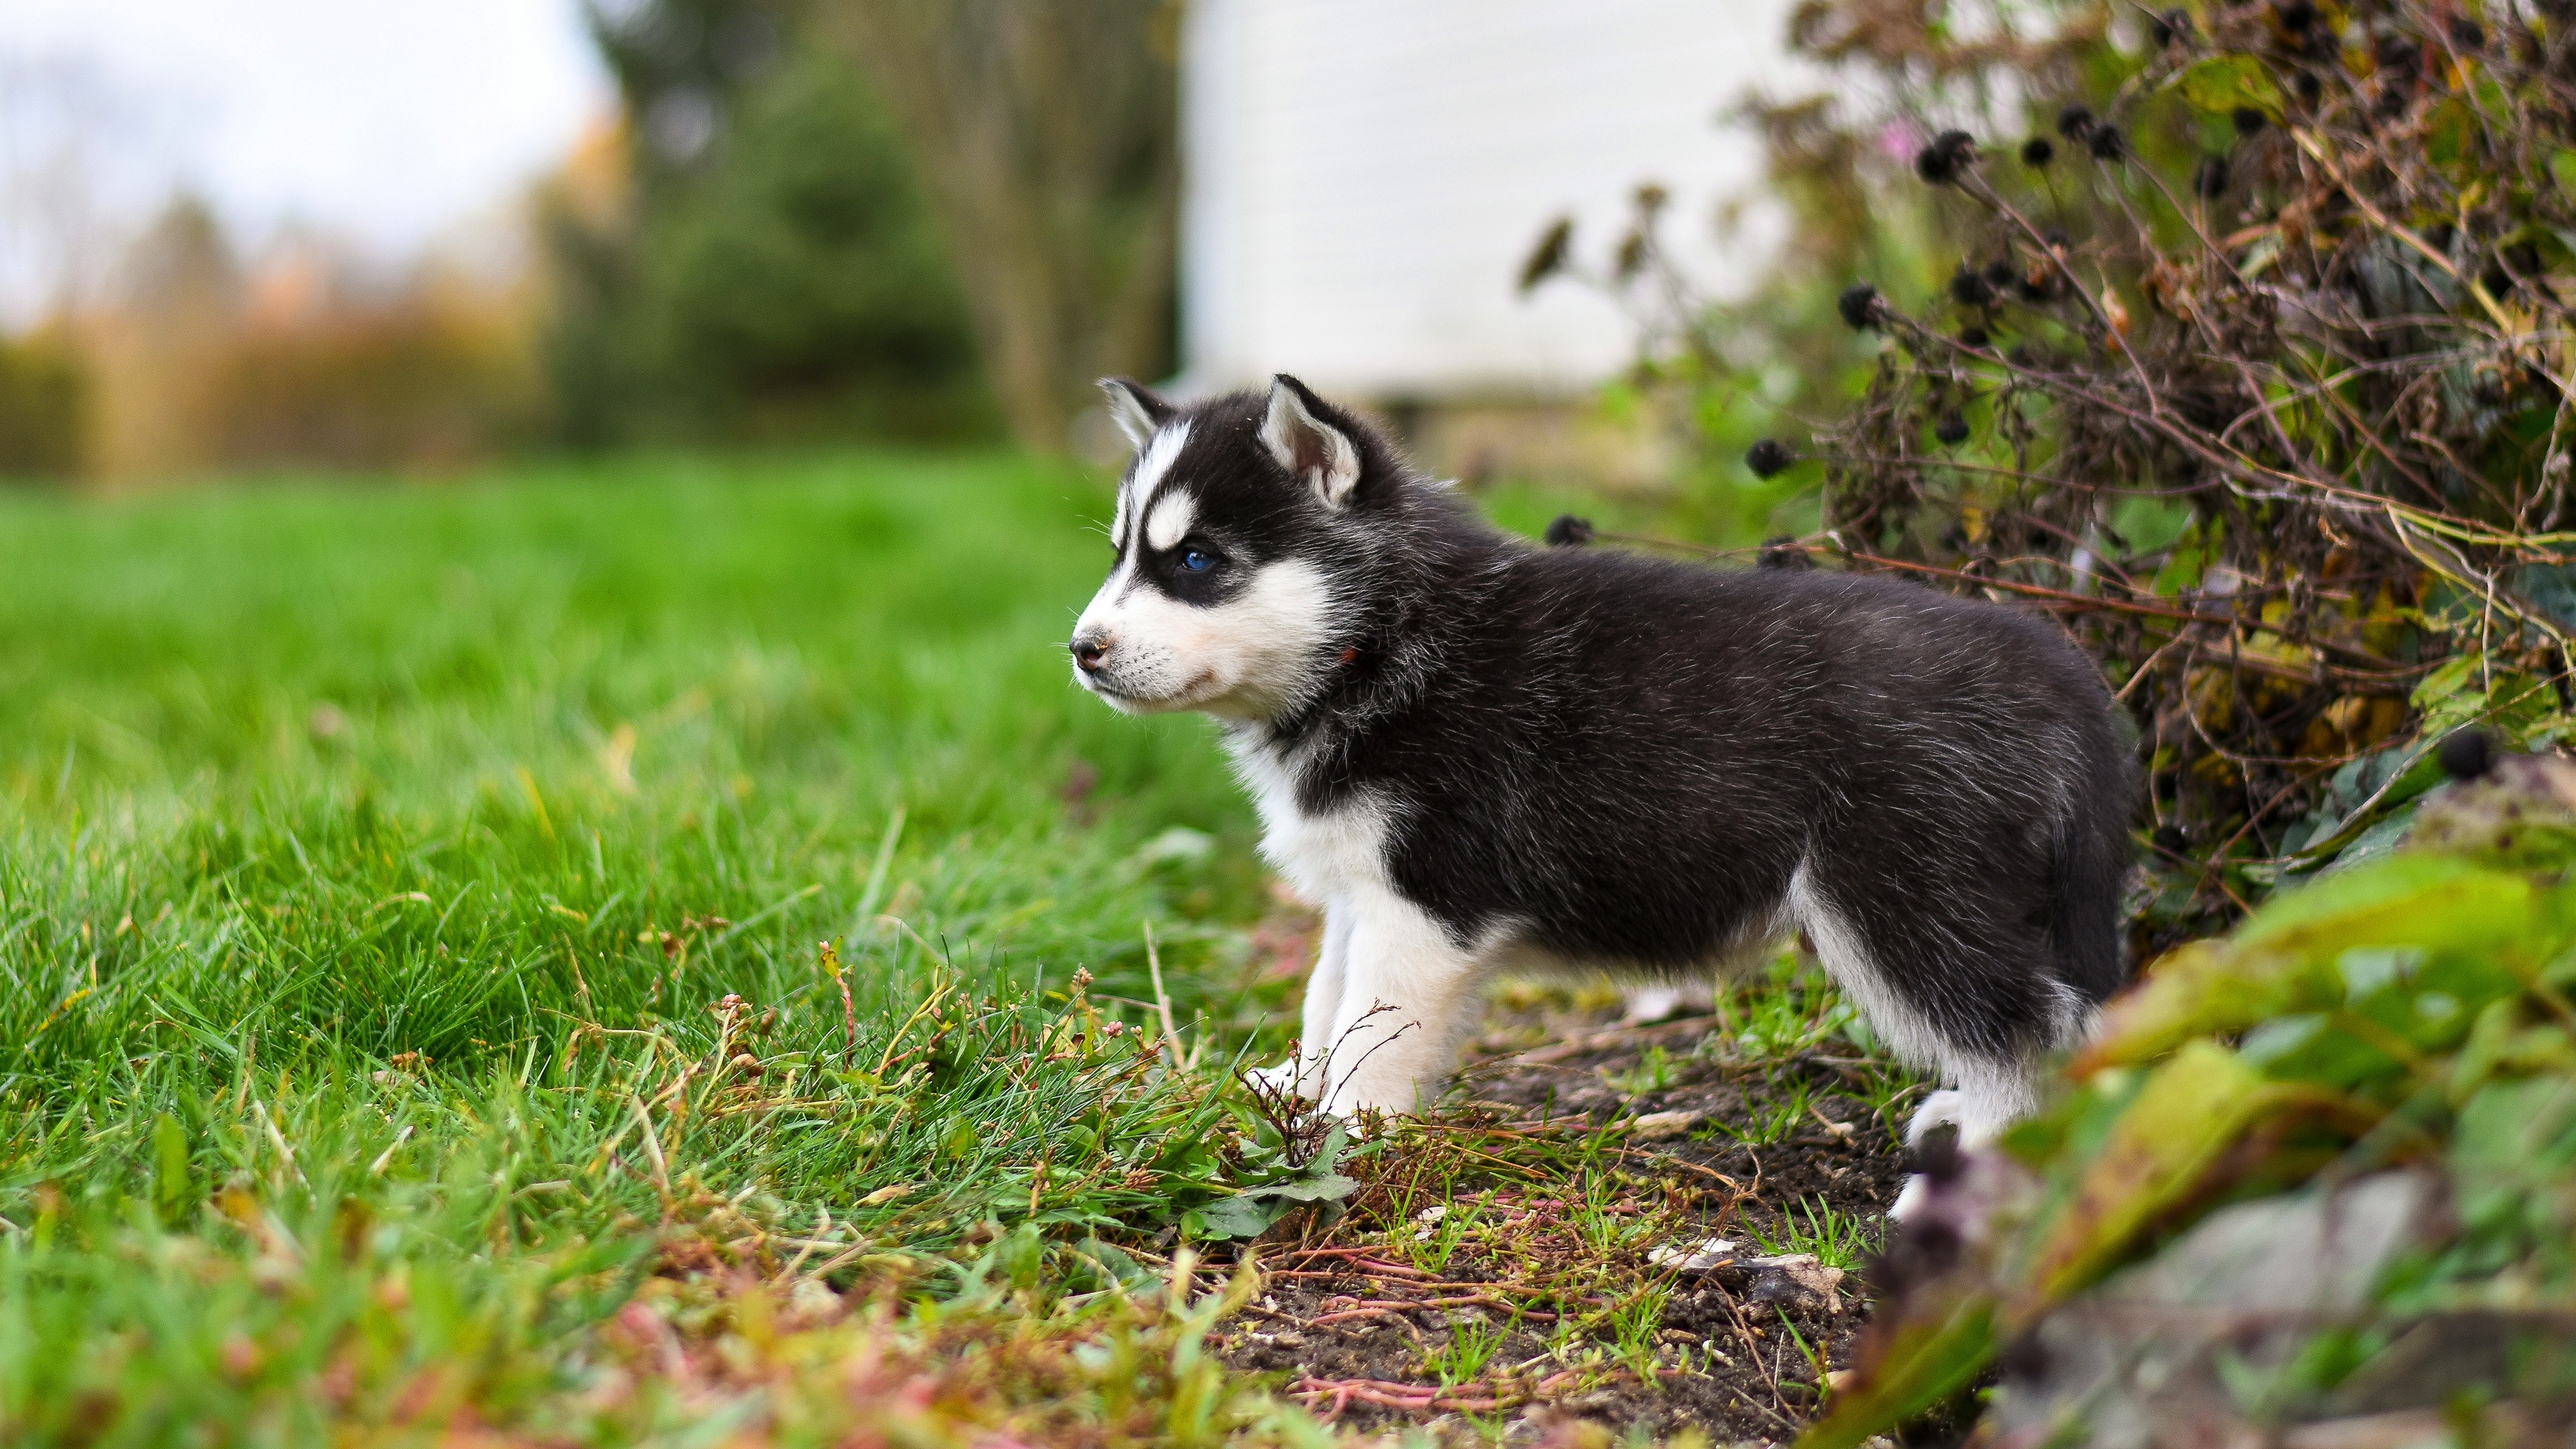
[1083,379,2140,1079]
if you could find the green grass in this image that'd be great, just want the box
[1744,1195,1877,1274]
[0,451,1324,1445]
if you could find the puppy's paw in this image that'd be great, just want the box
[1621,985,1686,1026]
[1907,1087,1966,1146]
[1889,1173,1931,1222]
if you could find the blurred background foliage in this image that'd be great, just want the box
[0,0,1179,480]
[545,0,996,449]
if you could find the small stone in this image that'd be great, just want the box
[1648,1236,1738,1272]
[1629,1108,1704,1140]
[1746,1252,1845,1313]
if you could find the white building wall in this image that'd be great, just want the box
[1180,0,1799,400]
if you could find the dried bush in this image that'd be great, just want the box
[1540,0,2576,944]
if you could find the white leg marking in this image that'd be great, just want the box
[1318,892,1495,1117]
[1290,899,1352,1097]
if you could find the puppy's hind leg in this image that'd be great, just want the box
[1786,862,2053,1220]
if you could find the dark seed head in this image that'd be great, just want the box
[1983,258,2019,287]
[2232,105,2266,134]
[1866,1214,1962,1296]
[2088,124,2126,160]
[1935,413,1971,445]
[1899,1219,1962,1279]
[2020,136,2054,167]
[2440,728,2494,782]
[2151,8,2190,48]
[1543,514,1594,547]
[2192,156,2229,198]
[1838,282,1886,330]
[2057,103,2095,140]
[2450,16,2485,50]
[1915,129,1978,184]
[1744,438,1796,478]
[1517,215,1574,293]
[2296,70,2324,104]
[2152,823,2188,855]
[1950,264,1996,307]
[1959,325,1990,348]
[2276,0,2316,32]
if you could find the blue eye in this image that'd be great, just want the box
[1180,548,1215,573]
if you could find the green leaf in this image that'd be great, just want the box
[2151,517,2222,596]
[2090,857,2530,1067]
[1189,1194,1284,1241]
[2169,55,2284,119]
[2024,1042,2331,1299]
[2237,853,2523,953]
[1794,1288,1995,1449]
[2551,150,2576,197]
[1244,1172,1359,1205]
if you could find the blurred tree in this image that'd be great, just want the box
[812,0,1180,451]
[547,0,995,447]
[0,327,87,481]
[86,195,237,480]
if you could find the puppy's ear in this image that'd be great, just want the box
[1260,374,1362,508]
[1098,377,1174,450]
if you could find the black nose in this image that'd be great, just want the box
[1070,634,1110,672]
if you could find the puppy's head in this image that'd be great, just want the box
[1069,374,1390,720]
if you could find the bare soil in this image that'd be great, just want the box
[1207,995,1915,1444]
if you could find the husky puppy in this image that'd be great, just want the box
[1069,374,2138,1171]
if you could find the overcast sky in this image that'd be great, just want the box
[0,0,610,284]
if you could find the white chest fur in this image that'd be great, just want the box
[1224,731,1391,905]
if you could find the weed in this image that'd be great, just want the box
[1605,1281,1672,1380]
[1406,1193,1484,1275]
[1603,1043,1676,1095]
[1713,1077,1817,1148]
[1849,1063,1928,1151]
[1775,1307,1829,1395]
[1746,1195,1876,1272]
[1424,1314,1507,1387]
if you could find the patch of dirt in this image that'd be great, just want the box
[1208,996,1916,1444]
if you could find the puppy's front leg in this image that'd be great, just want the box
[1318,894,1485,1118]
[1292,900,1351,1095]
